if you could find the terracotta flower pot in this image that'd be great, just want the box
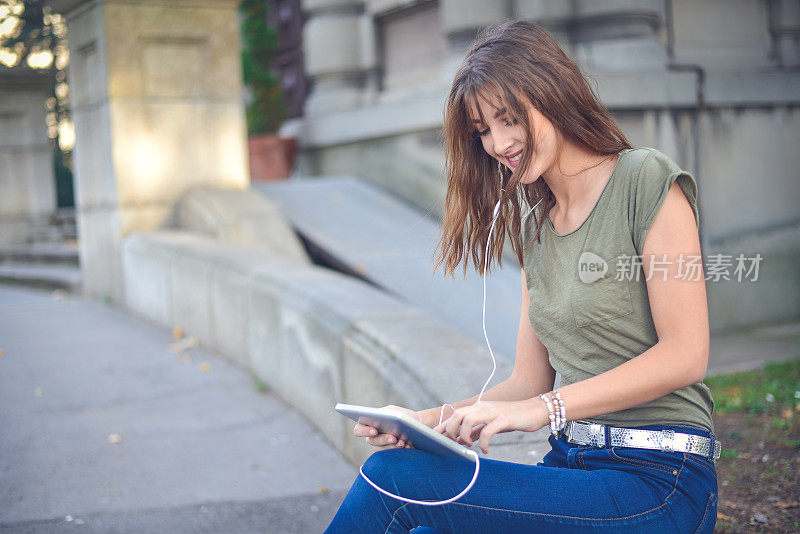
[248,134,298,181]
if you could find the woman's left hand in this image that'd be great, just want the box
[433,398,549,455]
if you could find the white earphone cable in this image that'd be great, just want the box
[357,193,542,506]
[358,449,480,506]
[476,195,542,403]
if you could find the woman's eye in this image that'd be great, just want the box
[473,119,516,139]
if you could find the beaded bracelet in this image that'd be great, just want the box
[538,393,557,434]
[551,393,563,435]
[539,391,567,437]
[554,391,566,432]
[551,391,566,437]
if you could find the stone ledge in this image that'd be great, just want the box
[171,185,311,265]
[122,230,549,466]
[282,70,800,149]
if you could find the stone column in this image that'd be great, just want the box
[513,0,572,53]
[55,0,249,300]
[440,0,510,50]
[0,68,58,247]
[302,0,373,116]
[771,0,800,68]
[571,0,668,71]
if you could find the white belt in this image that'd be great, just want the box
[563,421,721,460]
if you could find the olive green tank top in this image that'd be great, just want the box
[520,147,715,432]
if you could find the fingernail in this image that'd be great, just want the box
[370,428,377,436]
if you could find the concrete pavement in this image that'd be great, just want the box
[707,320,800,376]
[0,285,354,533]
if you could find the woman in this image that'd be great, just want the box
[325,19,719,533]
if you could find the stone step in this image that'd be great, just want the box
[24,208,79,243]
[0,262,82,292]
[0,242,80,266]
[53,207,76,222]
[25,226,78,243]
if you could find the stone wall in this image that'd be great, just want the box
[122,229,548,466]
[285,0,800,332]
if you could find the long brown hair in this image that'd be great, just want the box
[432,19,632,278]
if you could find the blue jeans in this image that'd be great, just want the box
[324,423,718,533]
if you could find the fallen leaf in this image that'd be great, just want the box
[198,362,212,373]
[722,386,741,397]
[782,408,793,419]
[772,500,798,510]
[172,326,184,340]
[168,336,198,354]
[51,289,67,300]
[717,512,731,521]
[108,433,122,444]
[0,349,5,358]
[316,487,329,494]
[34,387,42,397]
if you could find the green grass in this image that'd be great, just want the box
[705,359,800,416]
[726,429,741,441]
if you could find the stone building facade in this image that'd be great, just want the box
[281,0,800,332]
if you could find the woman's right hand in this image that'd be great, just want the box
[353,405,418,452]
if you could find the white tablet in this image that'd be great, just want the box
[335,403,476,463]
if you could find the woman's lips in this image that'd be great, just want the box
[506,150,522,168]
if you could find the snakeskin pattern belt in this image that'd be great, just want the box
[563,420,722,460]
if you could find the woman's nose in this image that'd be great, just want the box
[492,131,514,157]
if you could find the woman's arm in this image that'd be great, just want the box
[554,180,709,419]
[359,268,556,450]
[415,268,556,427]
[438,182,709,453]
